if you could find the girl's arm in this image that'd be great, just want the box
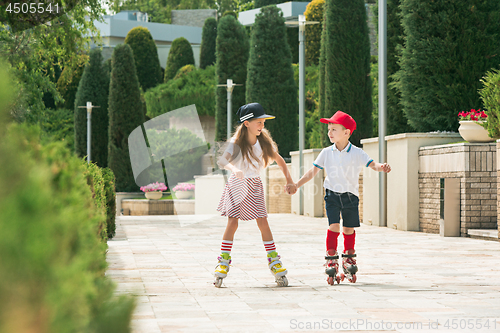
[273,151,294,185]
[369,161,391,173]
[218,152,244,178]
[296,166,321,189]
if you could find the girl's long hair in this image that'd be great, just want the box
[229,121,278,170]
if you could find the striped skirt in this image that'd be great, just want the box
[217,174,267,220]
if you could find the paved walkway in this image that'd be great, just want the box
[106,214,500,333]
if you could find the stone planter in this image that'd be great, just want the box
[458,121,494,143]
[145,191,163,200]
[174,190,194,199]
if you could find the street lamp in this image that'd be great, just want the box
[217,79,243,141]
[78,101,100,164]
[379,0,387,227]
[286,14,318,215]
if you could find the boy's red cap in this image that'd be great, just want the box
[320,111,356,134]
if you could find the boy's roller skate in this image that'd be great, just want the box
[325,250,340,285]
[267,251,288,287]
[340,250,358,283]
[213,253,231,288]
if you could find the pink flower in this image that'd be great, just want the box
[458,109,487,121]
[140,182,168,193]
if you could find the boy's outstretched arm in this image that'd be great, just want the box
[369,161,391,173]
[296,165,321,189]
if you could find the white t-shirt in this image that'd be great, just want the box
[224,138,266,178]
[313,142,373,197]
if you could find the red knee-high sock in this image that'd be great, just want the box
[326,230,340,252]
[343,231,356,252]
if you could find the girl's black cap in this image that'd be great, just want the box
[236,103,275,124]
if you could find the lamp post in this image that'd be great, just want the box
[217,79,242,141]
[286,14,318,215]
[78,101,100,164]
[379,0,387,227]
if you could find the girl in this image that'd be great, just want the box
[214,102,296,288]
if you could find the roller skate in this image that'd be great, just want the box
[213,253,231,288]
[340,250,358,283]
[325,249,340,285]
[267,251,288,287]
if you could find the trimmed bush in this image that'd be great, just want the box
[0,123,135,333]
[305,0,324,66]
[41,108,74,150]
[215,14,250,141]
[246,5,298,157]
[75,48,109,168]
[480,69,500,139]
[200,17,218,69]
[125,27,162,91]
[108,44,145,192]
[102,167,117,239]
[320,0,372,147]
[145,65,216,118]
[164,37,195,82]
[397,0,500,132]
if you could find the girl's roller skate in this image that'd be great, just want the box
[340,250,358,283]
[267,251,288,287]
[325,250,340,285]
[213,253,231,288]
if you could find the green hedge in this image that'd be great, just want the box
[164,37,195,82]
[145,65,216,119]
[0,124,134,333]
[481,69,500,139]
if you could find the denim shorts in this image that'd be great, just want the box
[324,189,360,228]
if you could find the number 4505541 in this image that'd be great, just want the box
[6,3,60,14]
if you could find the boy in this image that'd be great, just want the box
[287,111,391,284]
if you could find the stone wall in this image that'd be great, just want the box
[268,164,291,214]
[419,143,497,236]
[171,9,217,28]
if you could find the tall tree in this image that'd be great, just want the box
[396,0,500,132]
[164,37,195,82]
[125,26,162,92]
[200,17,218,69]
[246,5,298,157]
[108,44,145,192]
[215,15,249,141]
[305,0,324,66]
[320,0,372,146]
[74,48,109,168]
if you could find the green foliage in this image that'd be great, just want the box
[145,128,207,188]
[145,65,216,118]
[56,62,85,110]
[41,108,75,150]
[108,44,145,192]
[0,0,105,125]
[75,48,109,168]
[164,37,195,82]
[102,168,117,239]
[254,0,308,8]
[480,69,500,139]
[83,161,108,240]
[215,14,249,141]
[200,17,218,69]
[125,27,162,91]
[320,0,372,147]
[292,64,322,149]
[287,27,299,64]
[371,61,379,137]
[0,122,135,333]
[305,0,324,66]
[247,5,298,157]
[396,0,500,132]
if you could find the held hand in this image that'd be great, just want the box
[285,183,297,195]
[381,163,391,173]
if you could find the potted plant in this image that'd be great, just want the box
[172,183,195,199]
[140,182,168,200]
[458,109,494,143]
